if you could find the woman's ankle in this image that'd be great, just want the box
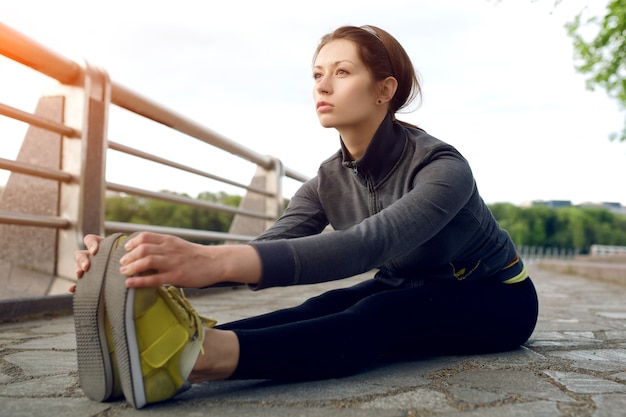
[189,329,239,383]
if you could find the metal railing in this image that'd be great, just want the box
[589,244,626,257]
[0,22,308,307]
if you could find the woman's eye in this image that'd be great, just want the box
[336,69,348,76]
[313,72,322,80]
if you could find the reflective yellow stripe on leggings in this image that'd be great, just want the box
[501,260,529,284]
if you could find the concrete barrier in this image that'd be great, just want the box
[536,256,626,286]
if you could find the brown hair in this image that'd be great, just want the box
[313,25,422,117]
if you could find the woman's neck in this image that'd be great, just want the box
[339,112,387,160]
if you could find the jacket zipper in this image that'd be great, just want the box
[348,161,358,176]
[347,161,377,214]
[366,175,377,214]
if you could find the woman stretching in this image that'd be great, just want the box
[73,25,538,409]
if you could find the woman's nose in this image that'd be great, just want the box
[316,75,331,95]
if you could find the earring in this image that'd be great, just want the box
[377,99,383,104]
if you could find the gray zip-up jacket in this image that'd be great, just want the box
[249,114,521,290]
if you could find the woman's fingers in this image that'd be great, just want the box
[83,234,104,255]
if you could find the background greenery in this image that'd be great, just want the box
[105,191,241,245]
[564,0,626,141]
[490,202,626,252]
[105,191,626,253]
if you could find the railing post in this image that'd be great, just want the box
[266,157,285,231]
[0,96,65,299]
[227,158,285,240]
[54,62,111,281]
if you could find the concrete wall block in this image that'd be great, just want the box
[0,96,65,298]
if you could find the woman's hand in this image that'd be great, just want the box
[70,231,262,290]
[70,234,105,293]
[119,232,262,289]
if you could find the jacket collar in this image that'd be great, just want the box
[340,114,406,186]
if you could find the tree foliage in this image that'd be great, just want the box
[489,203,626,251]
[105,191,242,244]
[104,190,626,253]
[566,0,626,141]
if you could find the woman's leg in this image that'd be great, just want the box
[190,279,391,382]
[217,278,390,331]
[193,277,538,382]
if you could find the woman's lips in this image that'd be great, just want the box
[316,101,334,112]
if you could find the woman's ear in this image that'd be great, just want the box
[378,76,398,104]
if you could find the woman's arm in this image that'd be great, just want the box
[73,232,262,289]
[253,176,329,242]
[73,177,327,290]
[120,232,262,288]
[249,148,476,289]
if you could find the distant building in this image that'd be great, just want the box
[525,200,626,214]
[530,200,572,208]
[578,201,626,214]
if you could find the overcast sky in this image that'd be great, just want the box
[1,0,624,206]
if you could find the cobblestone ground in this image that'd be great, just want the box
[1,265,625,417]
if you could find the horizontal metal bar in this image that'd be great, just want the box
[0,157,74,182]
[0,211,71,228]
[104,221,256,242]
[106,182,275,220]
[0,22,83,85]
[284,167,309,183]
[107,140,273,197]
[0,23,309,185]
[110,82,275,170]
[0,102,79,138]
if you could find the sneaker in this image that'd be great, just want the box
[73,232,125,402]
[104,232,216,409]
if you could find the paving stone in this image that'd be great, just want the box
[0,397,110,417]
[592,394,626,417]
[605,331,626,340]
[462,346,545,366]
[537,319,605,332]
[448,386,508,405]
[0,332,30,340]
[358,357,462,387]
[179,377,395,405]
[178,360,440,405]
[529,340,602,348]
[176,358,461,407]
[530,331,598,341]
[1,266,625,416]
[359,388,456,413]
[549,349,626,372]
[596,312,626,319]
[529,331,602,348]
[447,369,574,403]
[544,371,626,394]
[0,373,10,384]
[3,350,76,375]
[118,404,406,417]
[0,374,77,397]
[11,333,75,350]
[438,400,560,417]
[26,317,75,333]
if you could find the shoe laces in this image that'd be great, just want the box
[162,286,217,354]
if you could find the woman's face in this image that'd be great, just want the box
[312,39,379,131]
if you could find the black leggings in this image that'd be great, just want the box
[218,277,538,380]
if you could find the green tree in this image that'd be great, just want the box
[105,190,243,243]
[566,0,626,141]
[552,207,586,250]
[489,203,626,252]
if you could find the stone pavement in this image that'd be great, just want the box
[1,265,626,417]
